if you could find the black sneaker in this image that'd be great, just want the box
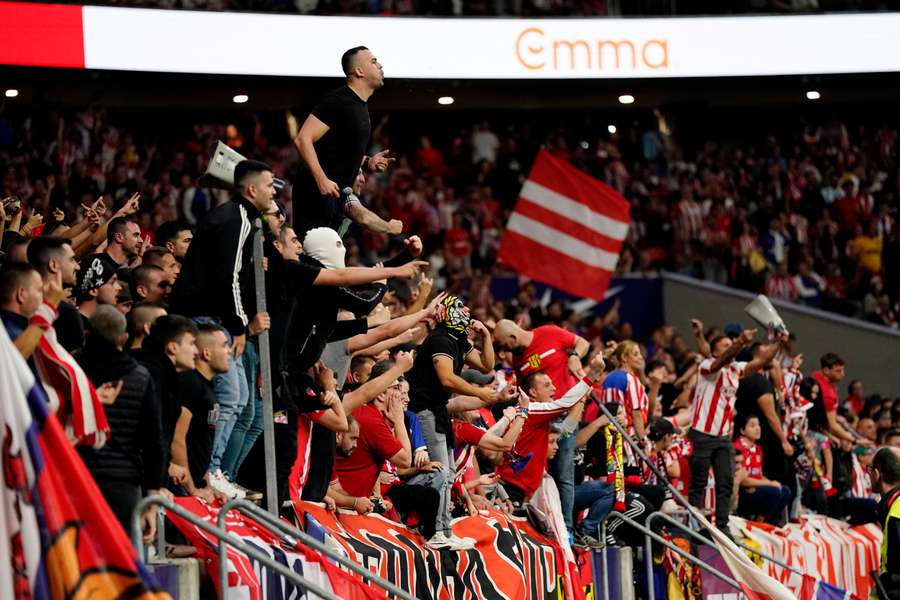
[574,531,604,549]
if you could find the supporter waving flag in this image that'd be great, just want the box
[498,150,631,300]
[0,324,169,599]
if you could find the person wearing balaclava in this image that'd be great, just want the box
[405,294,499,550]
[238,226,427,509]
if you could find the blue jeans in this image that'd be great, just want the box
[548,424,576,532]
[221,338,261,478]
[574,480,616,538]
[202,326,249,475]
[737,484,792,525]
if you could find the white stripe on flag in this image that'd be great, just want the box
[507,213,620,270]
[520,180,630,241]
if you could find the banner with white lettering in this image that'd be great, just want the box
[296,501,584,600]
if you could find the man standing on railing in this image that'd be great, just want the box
[293,47,400,237]
[687,329,786,533]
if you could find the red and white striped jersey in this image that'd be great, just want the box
[690,358,747,437]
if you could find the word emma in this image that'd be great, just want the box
[515,27,669,72]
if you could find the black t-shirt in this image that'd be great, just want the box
[54,301,85,353]
[295,86,371,233]
[735,372,775,423]
[177,370,217,486]
[406,328,472,437]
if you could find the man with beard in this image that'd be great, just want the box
[104,217,143,267]
[492,318,590,535]
[26,236,84,352]
[293,46,399,236]
[155,221,193,263]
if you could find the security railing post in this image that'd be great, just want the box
[645,530,655,600]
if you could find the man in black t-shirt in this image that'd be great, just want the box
[293,46,399,236]
[406,295,498,478]
[172,323,231,501]
[735,343,794,490]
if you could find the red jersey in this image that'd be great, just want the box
[811,371,838,413]
[498,378,591,495]
[515,325,577,399]
[734,437,763,479]
[288,410,324,500]
[335,404,403,497]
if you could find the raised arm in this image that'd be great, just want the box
[464,320,495,374]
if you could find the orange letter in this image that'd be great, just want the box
[552,39,591,70]
[642,39,668,69]
[516,27,545,71]
[596,40,636,70]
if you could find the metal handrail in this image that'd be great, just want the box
[599,510,742,600]
[131,496,332,599]
[217,498,416,600]
[646,510,806,579]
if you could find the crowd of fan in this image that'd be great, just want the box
[2,46,900,571]
[4,107,900,329]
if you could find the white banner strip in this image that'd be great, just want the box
[506,213,620,270]
[79,7,900,79]
[520,180,630,240]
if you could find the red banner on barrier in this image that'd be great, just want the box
[296,501,585,600]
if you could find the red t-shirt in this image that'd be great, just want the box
[452,421,488,480]
[335,404,403,497]
[734,438,764,479]
[289,410,324,500]
[515,325,577,398]
[444,228,471,256]
[811,371,838,413]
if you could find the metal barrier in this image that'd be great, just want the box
[646,511,807,581]
[599,510,742,600]
[216,498,417,600]
[131,495,332,599]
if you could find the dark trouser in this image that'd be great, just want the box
[737,485,792,525]
[98,479,142,535]
[828,495,880,525]
[605,492,654,547]
[548,427,576,533]
[688,429,735,530]
[387,483,441,540]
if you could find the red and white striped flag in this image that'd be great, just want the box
[498,150,630,300]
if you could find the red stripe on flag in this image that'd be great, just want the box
[527,150,631,222]
[0,2,85,68]
[498,230,613,300]
[515,198,625,252]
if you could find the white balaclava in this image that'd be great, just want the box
[303,227,346,269]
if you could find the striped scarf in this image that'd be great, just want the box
[30,301,109,448]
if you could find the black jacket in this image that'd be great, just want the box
[77,337,166,490]
[280,255,385,376]
[131,342,180,452]
[170,194,262,336]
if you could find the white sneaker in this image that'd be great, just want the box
[208,470,245,499]
[427,532,475,551]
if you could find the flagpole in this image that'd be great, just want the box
[252,219,278,515]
